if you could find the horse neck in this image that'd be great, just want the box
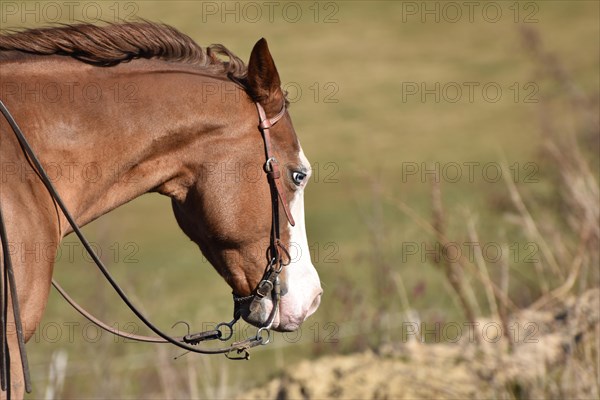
[4,57,251,236]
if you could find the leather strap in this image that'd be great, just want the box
[231,102,294,328]
[0,102,33,396]
[256,102,295,227]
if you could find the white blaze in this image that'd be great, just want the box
[276,147,322,330]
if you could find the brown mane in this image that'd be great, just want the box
[0,21,247,78]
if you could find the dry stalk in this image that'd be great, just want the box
[431,178,478,333]
[388,195,518,313]
[156,344,179,399]
[519,25,599,138]
[500,162,564,280]
[43,349,68,400]
[532,257,550,295]
[531,218,594,310]
[498,242,513,349]
[199,354,216,399]
[465,214,499,320]
[390,271,422,344]
[390,272,413,317]
[186,355,200,399]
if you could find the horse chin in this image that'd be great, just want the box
[236,297,281,329]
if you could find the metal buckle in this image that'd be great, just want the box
[265,255,282,273]
[272,260,284,273]
[264,157,277,173]
[256,279,274,298]
[256,327,271,345]
[215,319,237,342]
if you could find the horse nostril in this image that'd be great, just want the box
[306,291,322,318]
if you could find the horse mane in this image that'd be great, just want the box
[0,21,247,79]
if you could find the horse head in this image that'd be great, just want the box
[171,39,322,332]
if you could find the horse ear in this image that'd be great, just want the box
[247,38,283,111]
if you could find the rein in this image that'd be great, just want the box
[0,98,293,396]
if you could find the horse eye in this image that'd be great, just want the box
[291,171,306,186]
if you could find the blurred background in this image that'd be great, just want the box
[2,1,598,398]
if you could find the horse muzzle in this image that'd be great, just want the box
[234,285,323,332]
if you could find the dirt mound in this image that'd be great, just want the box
[247,348,485,400]
[244,289,599,400]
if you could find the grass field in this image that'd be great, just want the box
[1,1,598,398]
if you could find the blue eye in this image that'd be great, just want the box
[291,171,306,186]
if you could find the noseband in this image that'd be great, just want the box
[0,98,295,396]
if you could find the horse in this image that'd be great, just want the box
[0,22,322,397]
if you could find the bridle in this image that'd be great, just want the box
[232,102,295,324]
[0,98,294,396]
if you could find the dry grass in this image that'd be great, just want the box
[244,288,600,400]
[244,22,599,399]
